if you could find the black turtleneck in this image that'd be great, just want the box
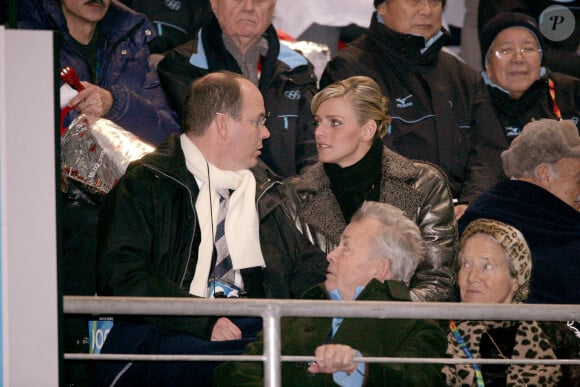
[323,138,383,223]
[76,27,101,84]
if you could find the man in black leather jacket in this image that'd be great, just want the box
[95,71,326,387]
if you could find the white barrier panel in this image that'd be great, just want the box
[0,27,59,387]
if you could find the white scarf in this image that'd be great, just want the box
[180,134,265,297]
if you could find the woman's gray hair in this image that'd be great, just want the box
[351,201,424,285]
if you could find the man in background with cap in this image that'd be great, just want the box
[478,0,580,79]
[480,12,580,143]
[459,118,580,304]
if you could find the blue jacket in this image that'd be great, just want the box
[19,0,181,145]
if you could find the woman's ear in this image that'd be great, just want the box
[511,277,519,296]
[361,119,377,141]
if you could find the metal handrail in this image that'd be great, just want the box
[63,296,580,387]
[64,353,580,365]
[64,296,580,320]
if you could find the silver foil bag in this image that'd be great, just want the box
[61,115,154,195]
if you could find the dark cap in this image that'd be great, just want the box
[480,12,544,69]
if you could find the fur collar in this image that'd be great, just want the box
[292,147,424,246]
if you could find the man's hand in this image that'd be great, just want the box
[70,81,113,118]
[211,317,242,341]
[308,344,359,375]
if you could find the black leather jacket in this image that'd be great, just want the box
[97,134,327,338]
[287,147,458,302]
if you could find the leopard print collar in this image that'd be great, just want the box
[443,320,562,386]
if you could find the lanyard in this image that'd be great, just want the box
[548,78,562,119]
[449,320,485,387]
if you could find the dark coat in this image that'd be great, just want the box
[287,147,458,302]
[458,180,580,304]
[97,134,327,338]
[321,13,507,202]
[18,0,181,145]
[215,279,447,386]
[487,70,580,142]
[119,0,211,54]
[157,17,318,177]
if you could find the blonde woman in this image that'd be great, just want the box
[288,76,457,302]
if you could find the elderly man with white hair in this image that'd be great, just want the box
[216,201,447,386]
[459,118,580,304]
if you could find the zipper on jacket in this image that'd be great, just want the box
[144,164,197,289]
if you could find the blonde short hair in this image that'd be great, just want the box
[312,76,391,139]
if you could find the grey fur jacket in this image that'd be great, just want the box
[287,147,458,302]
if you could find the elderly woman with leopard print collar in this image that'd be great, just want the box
[442,218,579,386]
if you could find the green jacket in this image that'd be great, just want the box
[214,279,447,386]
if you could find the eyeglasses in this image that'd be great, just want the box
[493,46,542,60]
[216,112,270,130]
[401,0,443,7]
[242,113,270,130]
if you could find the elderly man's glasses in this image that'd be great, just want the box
[494,46,542,60]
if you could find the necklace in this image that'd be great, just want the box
[484,329,528,387]
[484,331,507,359]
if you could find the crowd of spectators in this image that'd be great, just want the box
[14,0,579,386]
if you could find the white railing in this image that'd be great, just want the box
[63,296,580,387]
